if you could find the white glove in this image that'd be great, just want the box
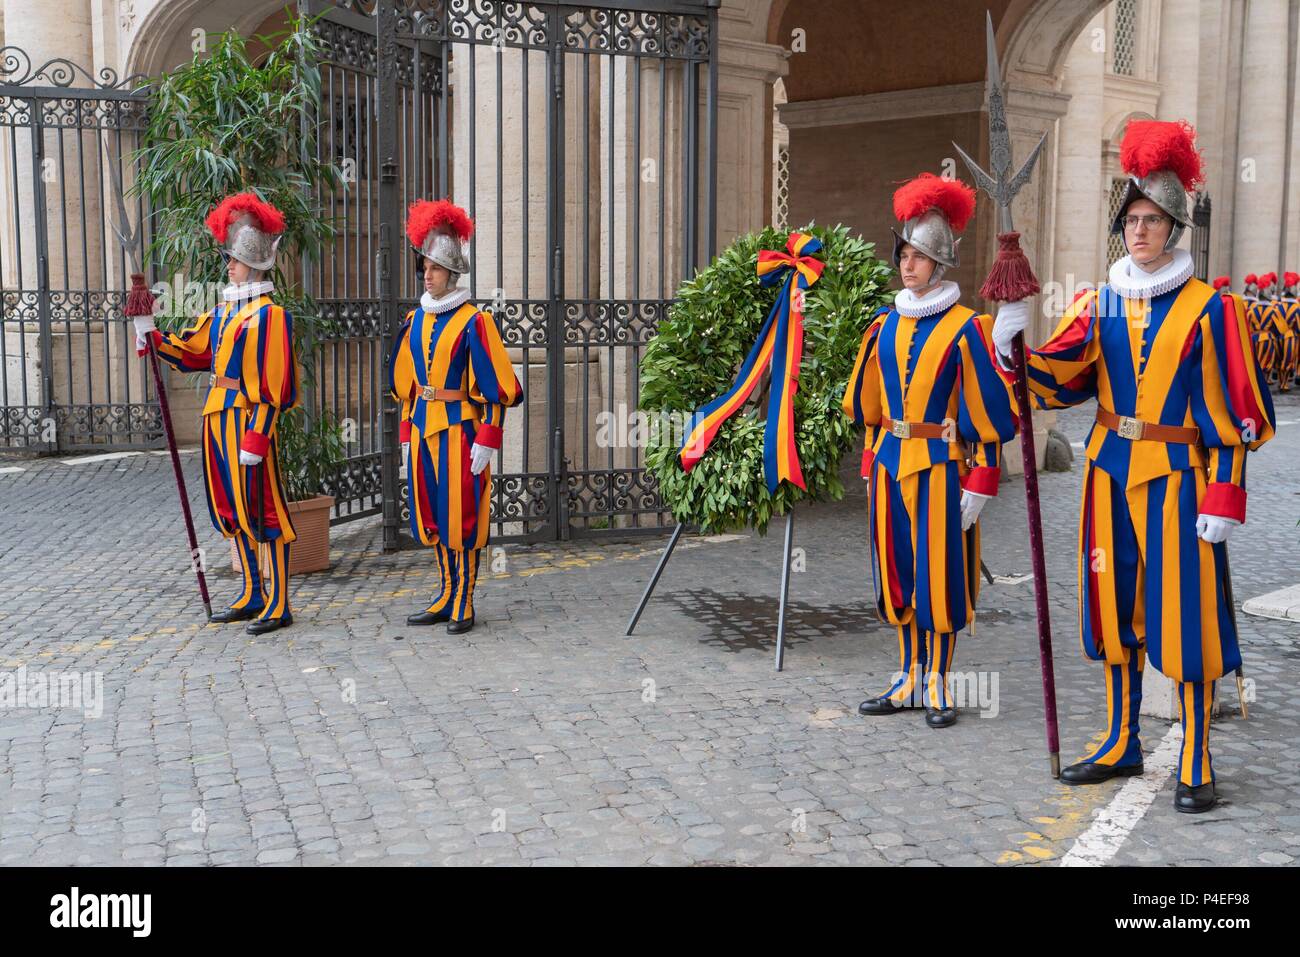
[133,315,157,351]
[1195,514,1239,544]
[960,490,991,531]
[991,301,1031,368]
[469,442,493,476]
[239,450,263,467]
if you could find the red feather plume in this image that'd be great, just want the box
[205,192,285,244]
[1285,271,1300,287]
[1243,273,1258,285]
[1119,120,1204,190]
[406,198,474,248]
[1212,276,1230,290]
[892,173,976,233]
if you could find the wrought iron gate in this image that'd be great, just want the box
[0,50,158,451]
[0,1,716,547]
[307,0,718,548]
[1189,192,1211,282]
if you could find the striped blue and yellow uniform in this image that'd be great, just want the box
[1277,298,1300,391]
[389,299,522,621]
[842,301,1017,708]
[146,294,298,621]
[1245,298,1277,375]
[1024,278,1274,784]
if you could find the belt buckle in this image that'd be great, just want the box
[1116,415,1143,440]
[891,420,911,439]
[208,373,217,388]
[421,385,436,402]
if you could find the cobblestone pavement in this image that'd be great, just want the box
[1,396,1298,867]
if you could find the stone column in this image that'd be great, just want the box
[1053,12,1106,296]
[1157,0,1201,124]
[1232,0,1290,272]
[713,37,788,248]
[1,0,103,441]
[1194,0,1243,278]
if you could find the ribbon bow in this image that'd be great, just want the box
[680,231,824,493]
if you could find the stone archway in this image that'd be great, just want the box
[125,0,288,79]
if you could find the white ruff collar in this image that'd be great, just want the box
[420,287,471,314]
[1107,248,1193,299]
[222,280,274,302]
[894,281,961,318]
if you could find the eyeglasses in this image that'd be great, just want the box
[1122,213,1171,230]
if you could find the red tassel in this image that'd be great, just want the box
[123,273,156,317]
[979,232,1040,303]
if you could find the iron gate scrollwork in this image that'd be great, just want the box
[0,48,157,452]
[309,0,718,547]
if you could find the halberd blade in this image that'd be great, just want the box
[984,10,1002,102]
[100,132,141,275]
[952,140,998,199]
[984,12,1012,183]
[1005,132,1048,203]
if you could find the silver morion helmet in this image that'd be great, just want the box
[891,208,960,269]
[225,212,282,272]
[419,229,470,276]
[1109,169,1192,252]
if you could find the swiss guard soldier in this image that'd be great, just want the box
[389,199,523,634]
[842,173,1018,728]
[1238,275,1269,375]
[1277,271,1300,392]
[1257,271,1292,391]
[133,193,298,634]
[994,120,1276,813]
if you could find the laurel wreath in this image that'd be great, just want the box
[641,223,895,534]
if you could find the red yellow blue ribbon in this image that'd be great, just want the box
[680,231,824,493]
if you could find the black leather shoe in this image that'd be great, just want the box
[246,613,293,635]
[446,614,475,635]
[925,707,957,728]
[1060,760,1144,785]
[406,608,451,626]
[858,696,905,716]
[210,605,262,624]
[1174,781,1216,814]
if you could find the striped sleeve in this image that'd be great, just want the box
[1022,289,1101,409]
[146,310,215,372]
[956,312,1019,495]
[1187,292,1276,522]
[466,310,523,449]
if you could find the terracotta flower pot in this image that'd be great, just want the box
[227,494,335,576]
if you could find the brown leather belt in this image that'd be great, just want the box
[1096,408,1199,444]
[881,416,948,440]
[209,374,240,390]
[420,385,468,402]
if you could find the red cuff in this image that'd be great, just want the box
[399,420,411,444]
[136,329,163,357]
[961,466,1001,497]
[860,446,875,478]
[240,431,270,458]
[1201,482,1246,522]
[475,422,503,450]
